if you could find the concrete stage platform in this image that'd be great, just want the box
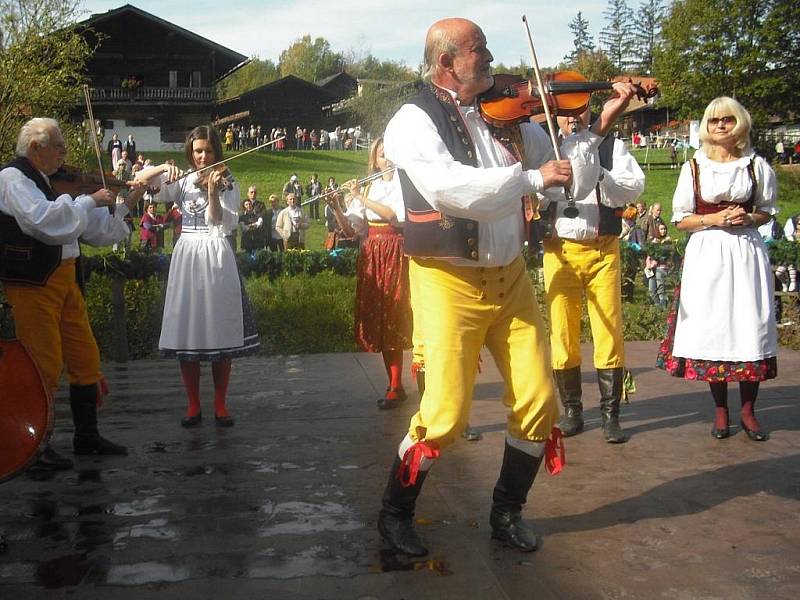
[1,341,798,599]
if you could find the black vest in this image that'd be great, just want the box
[539,134,623,238]
[0,157,62,285]
[596,135,623,237]
[399,85,481,261]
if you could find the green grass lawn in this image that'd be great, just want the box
[87,146,799,256]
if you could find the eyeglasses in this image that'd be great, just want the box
[708,116,736,127]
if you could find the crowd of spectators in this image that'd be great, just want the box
[222,124,364,151]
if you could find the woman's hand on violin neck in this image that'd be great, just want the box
[90,188,115,207]
[538,160,572,189]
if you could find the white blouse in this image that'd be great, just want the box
[671,150,778,222]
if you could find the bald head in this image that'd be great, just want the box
[423,18,494,103]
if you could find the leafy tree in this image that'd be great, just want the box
[0,0,94,163]
[633,0,665,75]
[345,54,415,82]
[565,11,595,63]
[346,80,421,138]
[654,0,800,125]
[278,35,344,82]
[599,0,636,72]
[216,56,279,100]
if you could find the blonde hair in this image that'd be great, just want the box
[699,96,752,157]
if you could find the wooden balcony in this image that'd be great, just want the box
[90,86,214,104]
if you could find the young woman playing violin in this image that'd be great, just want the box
[137,125,260,427]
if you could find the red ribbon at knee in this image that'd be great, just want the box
[410,362,424,377]
[397,441,440,487]
[544,427,566,476]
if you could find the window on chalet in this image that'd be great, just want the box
[191,71,202,88]
[169,70,178,89]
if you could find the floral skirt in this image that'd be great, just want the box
[354,225,411,353]
[655,283,777,382]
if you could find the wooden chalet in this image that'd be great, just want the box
[316,72,358,102]
[214,76,340,132]
[75,4,247,149]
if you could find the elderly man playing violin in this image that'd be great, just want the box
[544,105,645,445]
[0,117,145,470]
[376,17,637,557]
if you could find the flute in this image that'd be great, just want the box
[300,167,395,207]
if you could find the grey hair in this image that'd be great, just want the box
[422,26,458,81]
[16,118,60,157]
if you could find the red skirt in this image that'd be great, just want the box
[354,225,411,352]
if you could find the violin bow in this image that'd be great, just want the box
[174,136,286,184]
[82,84,108,189]
[521,16,578,218]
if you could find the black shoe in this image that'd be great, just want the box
[181,413,202,428]
[73,434,128,456]
[711,423,730,439]
[558,407,584,437]
[214,414,235,427]
[490,508,538,551]
[740,420,768,441]
[32,446,73,471]
[377,388,406,410]
[378,511,428,557]
[598,368,627,444]
[462,425,482,441]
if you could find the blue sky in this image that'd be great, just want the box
[80,1,613,71]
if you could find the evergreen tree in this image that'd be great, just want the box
[565,11,595,64]
[599,0,636,72]
[633,0,665,75]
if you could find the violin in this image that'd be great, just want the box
[193,165,235,192]
[50,164,131,197]
[479,70,659,128]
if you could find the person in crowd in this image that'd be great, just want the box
[634,201,648,230]
[0,118,146,468]
[282,173,303,203]
[642,202,665,241]
[266,194,282,250]
[775,213,798,292]
[306,173,322,220]
[239,196,264,254]
[374,17,632,558]
[276,192,308,249]
[125,134,136,160]
[657,97,778,442]
[620,204,645,245]
[164,202,182,248]
[225,126,234,152]
[326,138,411,408]
[669,141,678,169]
[106,132,123,168]
[544,104,644,444]
[135,125,260,428]
[139,201,165,251]
[644,222,673,308]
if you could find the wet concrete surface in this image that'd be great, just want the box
[1,341,799,599]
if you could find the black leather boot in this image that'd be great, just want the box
[553,367,583,436]
[70,384,128,455]
[32,445,74,471]
[490,441,542,552]
[377,456,429,556]
[597,368,627,443]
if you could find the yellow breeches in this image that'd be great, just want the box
[407,256,558,449]
[4,260,102,393]
[543,235,624,370]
